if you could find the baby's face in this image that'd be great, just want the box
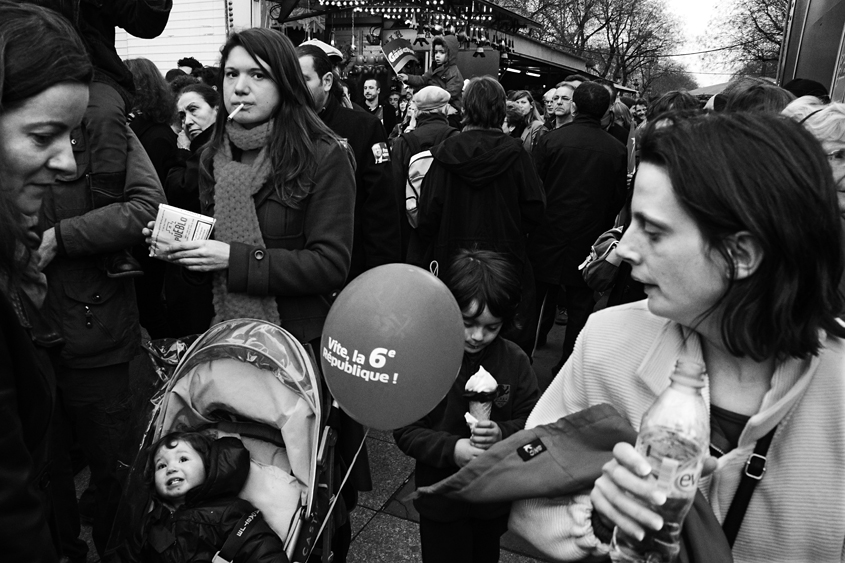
[154,440,206,507]
[433,46,447,65]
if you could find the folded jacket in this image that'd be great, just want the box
[413,403,733,563]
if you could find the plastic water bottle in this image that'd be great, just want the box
[610,360,710,563]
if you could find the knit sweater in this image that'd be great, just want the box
[510,300,845,563]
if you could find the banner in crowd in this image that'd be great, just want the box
[382,38,418,75]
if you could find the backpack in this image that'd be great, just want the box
[403,127,456,228]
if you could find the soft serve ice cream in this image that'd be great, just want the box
[464,365,498,422]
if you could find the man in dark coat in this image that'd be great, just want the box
[527,82,627,384]
[298,45,402,283]
[391,86,459,260]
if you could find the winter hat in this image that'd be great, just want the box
[414,86,450,112]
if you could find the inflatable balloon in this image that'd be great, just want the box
[320,264,464,430]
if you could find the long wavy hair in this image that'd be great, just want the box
[200,28,340,208]
[125,57,176,125]
[508,89,544,126]
[640,112,845,360]
[0,1,92,289]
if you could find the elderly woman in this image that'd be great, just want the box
[783,96,845,214]
[0,2,92,561]
[784,96,845,317]
[511,112,845,563]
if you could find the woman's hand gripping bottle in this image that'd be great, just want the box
[611,360,710,563]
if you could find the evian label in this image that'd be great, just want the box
[637,428,703,497]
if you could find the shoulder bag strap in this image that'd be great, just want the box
[212,509,262,563]
[721,425,777,547]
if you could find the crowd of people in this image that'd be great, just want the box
[3,1,845,562]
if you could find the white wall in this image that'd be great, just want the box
[115,0,231,73]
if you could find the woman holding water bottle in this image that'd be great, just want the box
[510,112,845,562]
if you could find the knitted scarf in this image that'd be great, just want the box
[211,120,282,325]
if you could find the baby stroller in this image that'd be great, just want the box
[107,319,339,562]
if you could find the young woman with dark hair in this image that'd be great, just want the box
[0,3,92,560]
[146,27,356,346]
[125,58,177,132]
[505,89,545,153]
[512,111,845,563]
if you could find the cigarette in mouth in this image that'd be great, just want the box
[228,103,245,121]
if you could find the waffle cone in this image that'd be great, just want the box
[469,401,492,421]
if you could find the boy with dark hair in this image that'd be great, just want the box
[394,249,539,563]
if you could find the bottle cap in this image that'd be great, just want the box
[670,359,706,388]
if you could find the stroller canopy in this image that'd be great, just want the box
[153,319,323,518]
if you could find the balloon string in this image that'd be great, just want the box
[429,260,439,277]
[308,426,370,560]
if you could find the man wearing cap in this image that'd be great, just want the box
[297,44,401,284]
[391,86,459,259]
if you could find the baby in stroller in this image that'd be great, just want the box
[141,430,288,563]
[109,319,338,563]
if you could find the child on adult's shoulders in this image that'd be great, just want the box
[398,34,464,113]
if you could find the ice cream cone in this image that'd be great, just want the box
[469,400,492,421]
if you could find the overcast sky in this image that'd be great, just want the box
[664,0,736,87]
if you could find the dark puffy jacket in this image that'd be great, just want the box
[140,437,287,563]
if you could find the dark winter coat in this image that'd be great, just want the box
[140,437,286,563]
[407,128,546,272]
[198,137,355,345]
[319,95,401,282]
[164,126,213,214]
[0,290,58,563]
[40,124,165,369]
[405,35,465,110]
[527,115,627,286]
[163,126,216,338]
[391,111,459,259]
[129,114,180,186]
[393,337,539,521]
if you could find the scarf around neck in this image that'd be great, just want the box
[211,120,281,325]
